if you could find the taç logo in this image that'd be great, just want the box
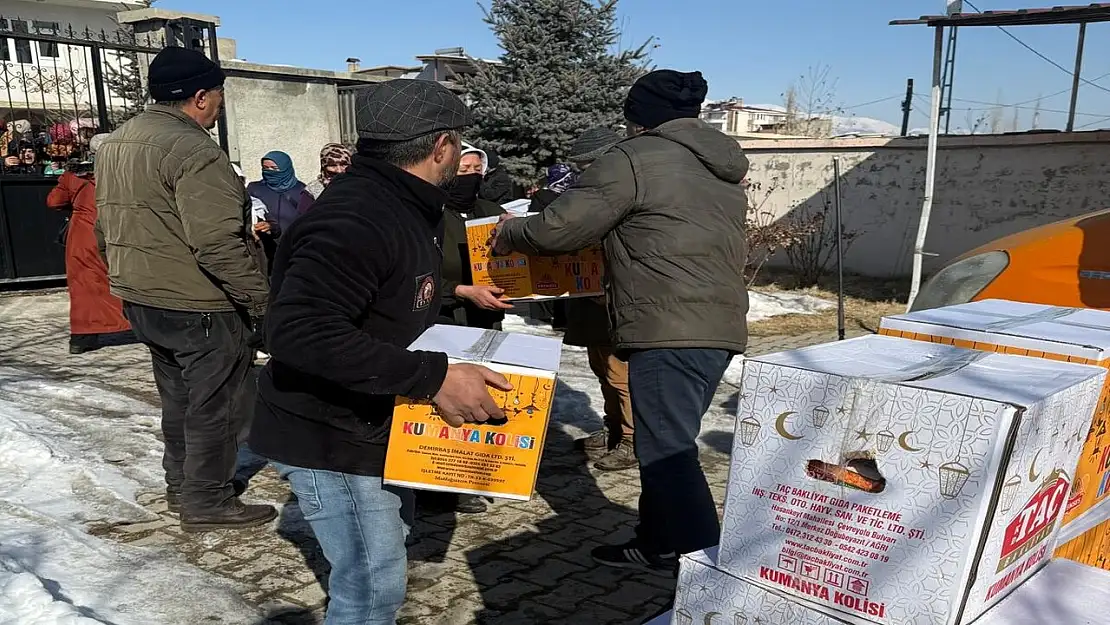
[998,470,1069,572]
[536,274,558,290]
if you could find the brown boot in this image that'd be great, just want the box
[594,439,637,472]
[180,499,277,532]
[576,429,610,452]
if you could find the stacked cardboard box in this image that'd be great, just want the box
[879,300,1110,571]
[673,332,1107,625]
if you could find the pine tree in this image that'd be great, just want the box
[464,0,653,184]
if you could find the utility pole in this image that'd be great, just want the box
[901,78,915,136]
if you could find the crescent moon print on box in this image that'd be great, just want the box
[715,335,1104,625]
[879,299,1110,571]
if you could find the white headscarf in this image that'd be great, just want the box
[460,142,488,175]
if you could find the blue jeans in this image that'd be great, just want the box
[274,464,415,625]
[628,348,732,556]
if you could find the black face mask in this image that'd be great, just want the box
[446,173,483,213]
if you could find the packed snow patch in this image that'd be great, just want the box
[0,369,261,625]
[747,290,834,322]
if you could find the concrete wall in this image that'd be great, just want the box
[741,132,1110,277]
[221,61,384,182]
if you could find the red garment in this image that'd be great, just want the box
[46,172,130,336]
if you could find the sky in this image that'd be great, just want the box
[158,0,1110,132]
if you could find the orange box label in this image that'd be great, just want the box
[466,216,605,300]
[385,369,555,500]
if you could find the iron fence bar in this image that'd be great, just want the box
[0,26,161,56]
[88,45,110,133]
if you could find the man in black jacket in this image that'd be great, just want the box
[250,80,512,624]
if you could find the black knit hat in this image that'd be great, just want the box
[568,127,621,163]
[623,70,708,130]
[355,79,472,141]
[148,47,225,102]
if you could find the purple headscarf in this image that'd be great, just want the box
[546,163,578,194]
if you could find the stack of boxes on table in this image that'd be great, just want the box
[671,299,1110,625]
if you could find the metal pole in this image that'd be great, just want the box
[942,27,958,135]
[1066,22,1087,132]
[907,26,945,311]
[900,78,914,137]
[88,45,112,133]
[833,157,845,341]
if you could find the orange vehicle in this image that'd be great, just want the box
[911,209,1110,311]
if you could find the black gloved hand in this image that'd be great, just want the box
[248,315,266,352]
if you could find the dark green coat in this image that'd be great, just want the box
[440,198,504,329]
[499,118,750,353]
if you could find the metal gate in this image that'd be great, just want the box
[0,15,209,283]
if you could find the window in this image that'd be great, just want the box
[11,20,31,64]
[33,21,59,58]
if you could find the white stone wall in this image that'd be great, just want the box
[741,133,1110,277]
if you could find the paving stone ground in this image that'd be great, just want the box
[0,289,864,625]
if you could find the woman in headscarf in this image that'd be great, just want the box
[247,150,306,235]
[4,139,40,175]
[297,143,351,213]
[246,151,306,271]
[46,132,132,354]
[433,141,513,515]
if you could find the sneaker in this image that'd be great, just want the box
[594,439,637,472]
[576,430,611,452]
[591,539,677,572]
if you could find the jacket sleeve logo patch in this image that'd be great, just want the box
[414,273,436,311]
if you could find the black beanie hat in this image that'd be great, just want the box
[148,47,225,102]
[623,70,709,130]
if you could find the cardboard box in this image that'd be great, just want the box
[465,214,605,301]
[879,300,1110,566]
[383,324,562,501]
[675,550,1110,625]
[1054,514,1110,571]
[674,547,848,625]
[718,335,1104,625]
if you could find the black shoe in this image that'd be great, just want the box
[68,338,101,354]
[180,500,277,532]
[455,494,488,514]
[591,539,677,572]
[165,480,247,514]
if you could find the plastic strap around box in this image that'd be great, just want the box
[461,329,510,364]
[981,306,1080,331]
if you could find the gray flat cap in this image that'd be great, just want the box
[355,79,473,141]
[568,127,622,162]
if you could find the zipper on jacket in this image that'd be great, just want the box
[433,235,443,257]
[201,313,212,339]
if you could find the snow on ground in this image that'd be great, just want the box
[747,291,833,322]
[0,369,261,625]
[502,290,832,449]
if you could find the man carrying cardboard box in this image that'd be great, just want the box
[249,80,512,624]
[492,69,750,572]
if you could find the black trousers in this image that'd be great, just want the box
[124,303,253,514]
[629,347,733,555]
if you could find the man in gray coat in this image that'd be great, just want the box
[493,69,749,571]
